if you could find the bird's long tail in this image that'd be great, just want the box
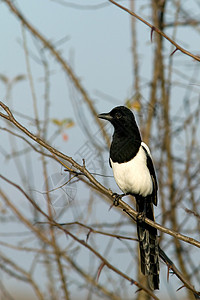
[136,197,159,290]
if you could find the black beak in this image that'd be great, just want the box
[98,113,113,121]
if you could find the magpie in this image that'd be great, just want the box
[98,106,159,290]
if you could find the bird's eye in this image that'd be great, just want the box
[115,112,122,119]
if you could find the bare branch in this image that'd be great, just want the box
[109,0,200,62]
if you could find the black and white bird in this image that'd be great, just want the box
[98,106,159,290]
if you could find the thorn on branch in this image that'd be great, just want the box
[86,229,92,243]
[108,203,113,211]
[96,262,105,281]
[64,232,69,239]
[167,265,170,282]
[170,47,178,56]
[176,285,186,292]
[130,279,136,286]
[135,288,142,293]
[82,158,86,169]
[151,26,156,42]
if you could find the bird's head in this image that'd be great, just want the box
[98,106,141,140]
[98,106,137,131]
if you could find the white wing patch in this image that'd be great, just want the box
[110,145,153,197]
[141,142,152,158]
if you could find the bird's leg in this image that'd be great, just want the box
[137,211,146,223]
[112,193,126,206]
[136,198,147,223]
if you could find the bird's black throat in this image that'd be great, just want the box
[110,132,141,163]
[98,105,142,163]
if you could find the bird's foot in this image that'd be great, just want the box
[137,211,146,223]
[108,193,125,211]
[112,193,126,206]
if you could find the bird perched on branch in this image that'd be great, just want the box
[98,106,159,290]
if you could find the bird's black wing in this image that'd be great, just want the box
[142,145,158,206]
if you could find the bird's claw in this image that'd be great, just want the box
[112,193,123,206]
[137,212,146,223]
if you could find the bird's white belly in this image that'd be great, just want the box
[110,146,153,197]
